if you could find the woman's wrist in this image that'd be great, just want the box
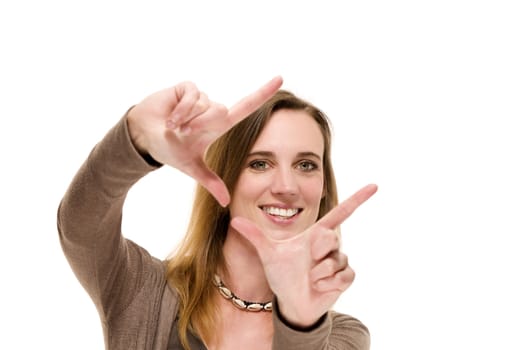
[126,106,162,167]
[126,106,149,156]
[275,298,325,331]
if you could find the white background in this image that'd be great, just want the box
[1,1,524,349]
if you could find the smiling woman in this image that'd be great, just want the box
[224,104,328,240]
[57,76,377,350]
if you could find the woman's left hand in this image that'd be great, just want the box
[231,184,378,328]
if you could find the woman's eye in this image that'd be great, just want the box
[297,161,318,172]
[249,160,269,170]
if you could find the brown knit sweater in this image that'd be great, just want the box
[57,114,371,349]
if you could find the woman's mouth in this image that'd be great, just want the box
[260,206,302,219]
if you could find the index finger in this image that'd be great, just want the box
[317,184,378,229]
[227,76,283,126]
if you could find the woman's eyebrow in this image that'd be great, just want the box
[297,151,322,161]
[247,151,274,158]
[248,150,321,161]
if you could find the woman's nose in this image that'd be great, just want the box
[270,167,299,196]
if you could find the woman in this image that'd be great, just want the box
[57,76,377,349]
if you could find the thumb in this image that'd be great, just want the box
[230,217,270,254]
[186,158,231,207]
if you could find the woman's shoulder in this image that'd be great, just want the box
[328,311,371,349]
[329,310,370,334]
[330,310,368,327]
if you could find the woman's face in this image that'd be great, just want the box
[229,109,325,240]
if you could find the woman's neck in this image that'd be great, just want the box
[220,227,273,302]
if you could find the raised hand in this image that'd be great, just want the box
[231,184,378,327]
[127,76,283,207]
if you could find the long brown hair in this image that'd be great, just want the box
[166,90,339,349]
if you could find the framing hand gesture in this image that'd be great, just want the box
[231,184,378,328]
[128,76,283,207]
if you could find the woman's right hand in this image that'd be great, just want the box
[127,76,283,207]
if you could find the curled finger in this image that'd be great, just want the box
[311,228,340,261]
[310,251,348,282]
[178,102,229,137]
[185,92,211,123]
[168,82,201,128]
[176,93,213,134]
[313,265,355,293]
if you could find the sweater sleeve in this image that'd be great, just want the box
[272,305,370,350]
[57,112,161,322]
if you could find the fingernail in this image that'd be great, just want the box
[178,125,191,136]
[166,120,176,129]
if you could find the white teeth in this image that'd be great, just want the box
[263,207,299,218]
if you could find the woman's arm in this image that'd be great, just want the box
[57,76,282,322]
[57,113,160,319]
[272,309,370,350]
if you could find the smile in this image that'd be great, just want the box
[260,206,302,219]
